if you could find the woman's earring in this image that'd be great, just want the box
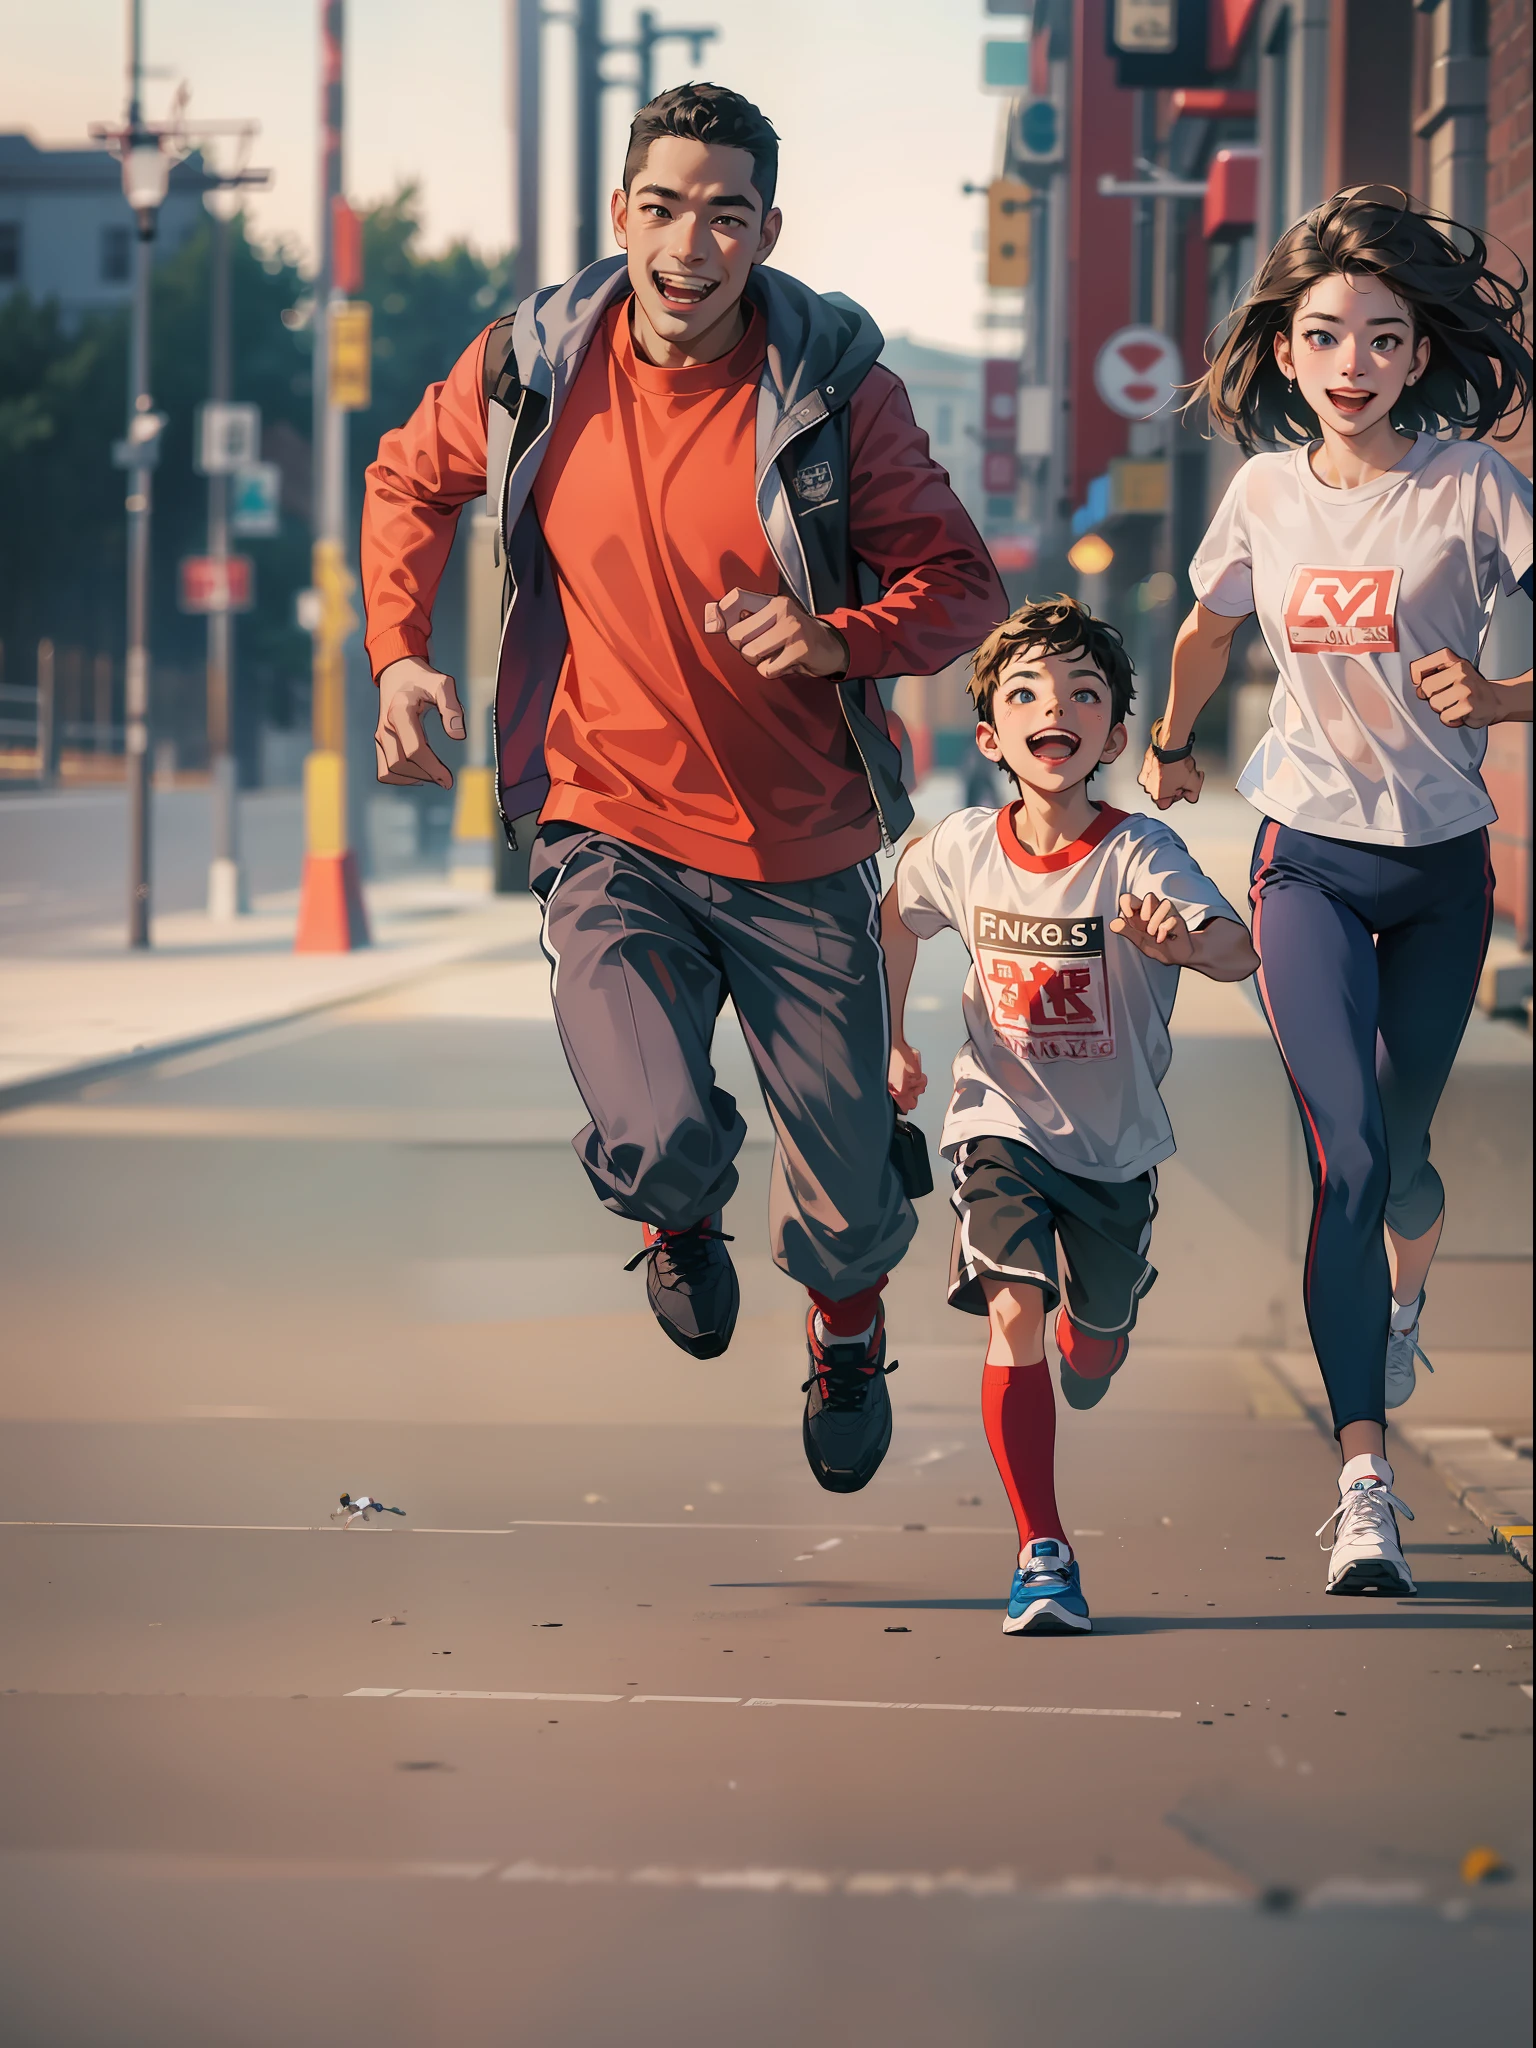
[1286,376,1295,394]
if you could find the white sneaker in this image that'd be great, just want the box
[1384,1293,1433,1409]
[1317,1454,1416,1596]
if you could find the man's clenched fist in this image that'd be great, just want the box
[722,588,850,681]
[375,656,466,788]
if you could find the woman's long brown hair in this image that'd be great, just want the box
[1192,185,1531,453]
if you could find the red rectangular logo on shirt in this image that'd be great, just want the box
[1282,565,1401,652]
[973,910,1114,1062]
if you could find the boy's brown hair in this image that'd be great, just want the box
[968,594,1137,730]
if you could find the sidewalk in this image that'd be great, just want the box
[0,878,540,1103]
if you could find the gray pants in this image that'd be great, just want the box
[530,825,916,1299]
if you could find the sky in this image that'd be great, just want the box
[5,0,1015,354]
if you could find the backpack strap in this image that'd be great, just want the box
[482,315,520,554]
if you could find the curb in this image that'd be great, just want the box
[1258,1357,1535,1574]
[0,909,534,1116]
[1392,1425,1534,1571]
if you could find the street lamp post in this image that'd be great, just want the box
[117,0,171,950]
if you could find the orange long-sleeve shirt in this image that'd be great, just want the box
[363,294,1004,880]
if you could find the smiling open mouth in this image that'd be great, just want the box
[1026,729,1081,763]
[652,272,719,308]
[1326,388,1374,416]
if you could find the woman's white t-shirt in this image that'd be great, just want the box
[1190,435,1532,847]
[897,802,1238,1182]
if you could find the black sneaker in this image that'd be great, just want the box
[625,1218,738,1359]
[801,1307,898,1493]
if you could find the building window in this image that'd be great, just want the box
[0,223,19,281]
[101,224,132,284]
[936,402,954,447]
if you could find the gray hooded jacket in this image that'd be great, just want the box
[481,256,912,849]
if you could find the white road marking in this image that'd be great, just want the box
[0,1850,1458,1911]
[348,1688,1180,1720]
[389,1689,624,1704]
[0,1518,1010,1537]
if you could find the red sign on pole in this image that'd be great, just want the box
[179,555,255,615]
[332,196,363,295]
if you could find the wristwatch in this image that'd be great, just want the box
[1151,726,1196,764]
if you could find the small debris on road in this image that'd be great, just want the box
[813,1538,842,1552]
[537,1622,563,1629]
[884,1626,911,1634]
[332,1494,406,1528]
[582,1493,606,1505]
[397,1760,451,1772]
[371,1614,406,1627]
[1461,1846,1513,1884]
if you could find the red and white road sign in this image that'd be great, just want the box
[179,554,254,615]
[1093,325,1183,420]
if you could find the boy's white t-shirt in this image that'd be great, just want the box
[897,802,1240,1182]
[1190,435,1532,848]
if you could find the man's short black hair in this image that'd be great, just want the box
[623,82,780,215]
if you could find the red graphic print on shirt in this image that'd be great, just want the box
[1282,565,1402,653]
[973,909,1114,1061]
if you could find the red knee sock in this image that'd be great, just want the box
[982,1358,1066,1553]
[1056,1312,1128,1380]
[808,1277,886,1339]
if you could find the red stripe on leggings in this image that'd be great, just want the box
[1250,822,1330,1304]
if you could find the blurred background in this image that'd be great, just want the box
[1,0,1529,967]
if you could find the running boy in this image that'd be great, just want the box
[880,597,1258,1635]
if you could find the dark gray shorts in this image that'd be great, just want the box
[947,1135,1158,1334]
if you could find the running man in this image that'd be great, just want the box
[360,83,1005,1492]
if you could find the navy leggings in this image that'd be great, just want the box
[1248,821,1494,1433]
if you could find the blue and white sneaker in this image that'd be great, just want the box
[1003,1538,1091,1636]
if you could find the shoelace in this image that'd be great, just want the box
[801,1341,899,1413]
[1017,1556,1071,1589]
[623,1224,733,1286]
[1315,1480,1415,1553]
[1386,1319,1434,1375]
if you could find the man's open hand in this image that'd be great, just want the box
[1110,891,1195,966]
[375,656,466,788]
[1410,647,1507,730]
[723,589,850,680]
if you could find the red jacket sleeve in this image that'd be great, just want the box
[360,327,492,679]
[824,365,1007,679]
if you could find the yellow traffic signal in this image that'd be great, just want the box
[329,300,373,411]
[987,180,1032,289]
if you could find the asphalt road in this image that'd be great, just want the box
[0,927,1529,2046]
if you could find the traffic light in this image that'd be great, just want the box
[987,180,1032,289]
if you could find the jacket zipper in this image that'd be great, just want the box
[761,410,895,853]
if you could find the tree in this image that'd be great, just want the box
[0,187,508,760]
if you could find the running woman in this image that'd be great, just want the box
[1141,187,1532,1599]
[883,598,1256,1635]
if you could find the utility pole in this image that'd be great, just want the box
[295,0,369,951]
[574,0,603,269]
[97,0,173,949]
[198,137,268,922]
[511,0,542,302]
[572,2,718,269]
